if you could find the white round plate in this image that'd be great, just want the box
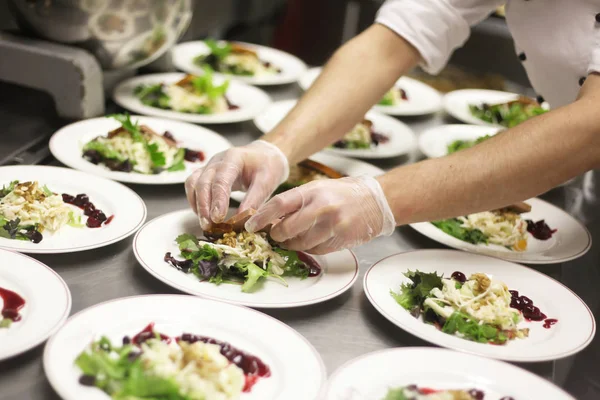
[50,116,232,184]
[230,152,384,203]
[44,294,326,400]
[443,89,522,126]
[298,67,442,116]
[133,209,358,308]
[0,249,71,360]
[418,124,502,158]
[323,347,575,400]
[172,41,307,86]
[0,166,147,254]
[410,198,591,264]
[113,72,272,124]
[364,250,595,362]
[254,100,417,159]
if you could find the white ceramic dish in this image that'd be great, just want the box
[253,100,417,159]
[418,124,502,158]
[364,249,595,362]
[298,67,442,116]
[133,209,359,308]
[323,347,575,399]
[0,166,147,254]
[113,72,271,124]
[0,249,71,360]
[173,40,307,86]
[410,198,591,264]
[50,115,232,184]
[44,294,326,400]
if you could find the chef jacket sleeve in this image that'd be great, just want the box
[375,0,505,74]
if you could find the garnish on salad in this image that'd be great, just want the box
[446,135,491,154]
[194,39,281,77]
[134,70,237,114]
[83,114,205,174]
[75,322,270,400]
[383,385,492,400]
[332,118,390,150]
[431,202,556,252]
[391,270,555,345]
[164,210,321,293]
[0,287,26,329]
[469,96,546,128]
[0,181,112,243]
[379,86,408,106]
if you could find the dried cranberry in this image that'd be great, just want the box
[526,219,557,240]
[86,217,102,228]
[163,131,176,141]
[184,149,205,162]
[83,202,96,216]
[469,389,485,400]
[451,271,467,284]
[62,194,75,203]
[79,375,96,386]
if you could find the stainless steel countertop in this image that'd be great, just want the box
[0,82,598,400]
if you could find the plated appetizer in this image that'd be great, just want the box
[446,134,491,154]
[432,202,556,252]
[383,385,489,400]
[134,70,237,114]
[0,180,112,244]
[332,118,390,150]
[469,96,546,128]
[76,322,270,400]
[379,86,408,106]
[194,39,281,77]
[82,114,205,174]
[165,210,321,293]
[391,269,555,345]
[0,286,25,329]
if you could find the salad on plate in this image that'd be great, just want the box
[164,210,321,293]
[0,181,112,243]
[0,286,26,329]
[194,39,281,77]
[469,96,546,128]
[134,70,237,114]
[383,385,488,400]
[432,202,556,252]
[75,322,270,400]
[379,86,408,106]
[391,270,555,345]
[332,118,389,150]
[82,114,205,174]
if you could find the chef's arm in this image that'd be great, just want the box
[378,73,600,225]
[261,24,421,165]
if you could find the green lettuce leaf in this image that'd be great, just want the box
[274,248,309,279]
[431,218,488,245]
[147,142,166,167]
[204,39,232,59]
[442,311,507,344]
[83,140,127,162]
[390,270,443,311]
[383,388,410,400]
[241,262,268,292]
[167,149,186,172]
[192,67,230,100]
[0,180,18,199]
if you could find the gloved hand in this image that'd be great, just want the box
[185,140,289,229]
[245,175,396,254]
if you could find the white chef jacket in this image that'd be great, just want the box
[376,0,600,109]
[377,0,600,222]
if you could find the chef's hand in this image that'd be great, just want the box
[185,140,289,229]
[245,176,396,254]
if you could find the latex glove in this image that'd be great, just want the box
[185,140,289,229]
[245,175,396,254]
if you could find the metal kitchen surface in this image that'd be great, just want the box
[0,80,599,400]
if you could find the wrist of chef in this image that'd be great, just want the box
[357,175,397,237]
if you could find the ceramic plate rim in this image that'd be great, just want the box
[49,116,232,185]
[409,197,591,264]
[43,294,327,400]
[0,166,148,254]
[363,249,596,362]
[0,249,72,360]
[133,209,359,308]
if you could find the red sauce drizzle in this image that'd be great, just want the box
[543,318,559,329]
[122,323,271,393]
[298,252,322,277]
[0,287,26,322]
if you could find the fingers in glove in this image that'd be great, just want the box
[194,167,217,229]
[245,187,305,233]
[209,156,242,223]
[184,168,202,215]
[279,215,336,252]
[238,173,273,213]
